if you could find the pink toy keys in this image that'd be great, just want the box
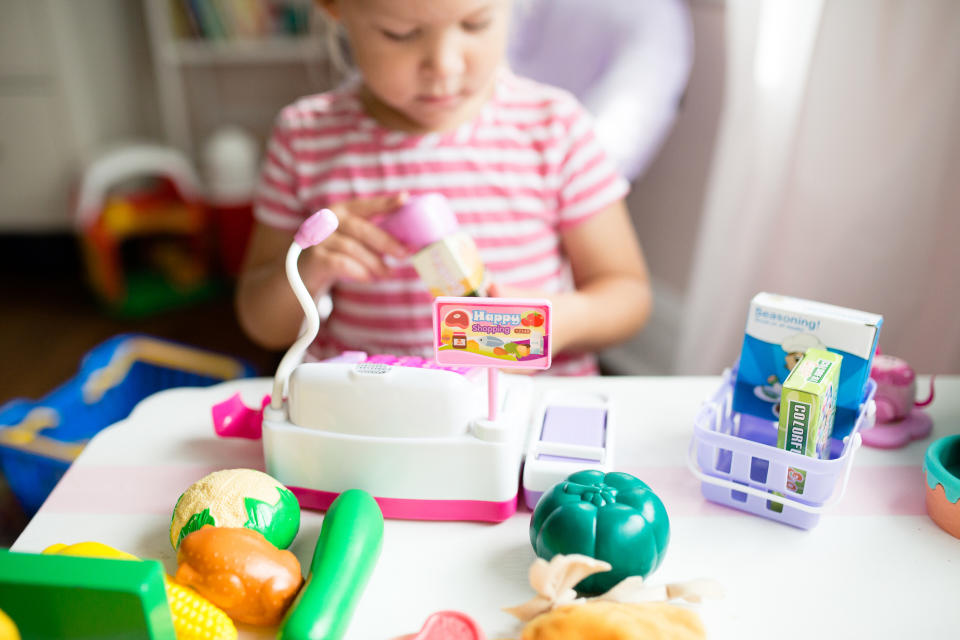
[860,354,935,449]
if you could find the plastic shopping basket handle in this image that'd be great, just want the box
[686,432,862,515]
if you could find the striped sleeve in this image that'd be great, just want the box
[254,107,305,231]
[556,103,629,229]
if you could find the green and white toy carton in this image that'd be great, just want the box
[777,348,842,461]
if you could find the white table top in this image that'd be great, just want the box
[13,375,960,639]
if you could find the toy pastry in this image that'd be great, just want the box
[505,555,720,640]
[519,601,704,640]
[176,526,303,626]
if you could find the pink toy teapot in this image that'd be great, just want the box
[861,354,935,449]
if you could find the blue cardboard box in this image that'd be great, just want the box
[733,293,882,439]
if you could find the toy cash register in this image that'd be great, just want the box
[214,209,615,521]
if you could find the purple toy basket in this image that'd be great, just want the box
[687,369,876,529]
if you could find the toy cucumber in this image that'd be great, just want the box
[279,489,384,640]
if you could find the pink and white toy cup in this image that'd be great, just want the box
[379,193,460,252]
[381,194,487,298]
[870,354,933,423]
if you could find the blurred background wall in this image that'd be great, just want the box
[1,0,957,375]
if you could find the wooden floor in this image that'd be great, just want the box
[0,234,280,545]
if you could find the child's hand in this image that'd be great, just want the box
[487,282,540,299]
[488,282,548,375]
[488,281,581,356]
[300,193,411,288]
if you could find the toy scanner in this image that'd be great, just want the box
[214,208,614,522]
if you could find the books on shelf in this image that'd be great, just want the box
[173,0,313,40]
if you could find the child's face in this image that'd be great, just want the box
[327,0,511,132]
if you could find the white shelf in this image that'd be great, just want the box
[144,0,331,158]
[163,38,325,65]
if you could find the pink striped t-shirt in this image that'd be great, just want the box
[254,70,629,375]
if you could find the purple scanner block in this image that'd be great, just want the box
[523,404,610,508]
[537,406,607,462]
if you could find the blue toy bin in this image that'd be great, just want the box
[687,368,876,529]
[0,334,256,515]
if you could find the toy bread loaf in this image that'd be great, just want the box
[175,526,302,626]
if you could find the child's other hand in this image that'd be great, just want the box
[300,193,411,287]
[487,282,541,299]
[488,282,544,375]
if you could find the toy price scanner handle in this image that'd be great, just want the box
[271,209,340,411]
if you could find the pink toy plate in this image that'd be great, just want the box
[395,610,486,640]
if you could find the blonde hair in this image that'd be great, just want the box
[310,0,525,81]
[311,4,353,80]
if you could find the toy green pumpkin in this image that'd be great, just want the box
[530,470,670,595]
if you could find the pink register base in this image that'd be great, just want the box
[288,486,519,522]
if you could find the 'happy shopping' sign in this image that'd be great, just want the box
[433,297,552,370]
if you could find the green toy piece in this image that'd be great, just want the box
[0,549,176,639]
[530,470,671,595]
[279,489,384,640]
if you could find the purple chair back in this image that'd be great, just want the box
[508,0,694,181]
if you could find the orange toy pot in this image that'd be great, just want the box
[923,435,960,538]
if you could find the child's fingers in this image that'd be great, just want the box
[323,234,391,277]
[336,193,408,219]
[306,244,379,283]
[487,282,536,298]
[338,215,410,260]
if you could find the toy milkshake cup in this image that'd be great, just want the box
[379,194,487,297]
[923,434,960,539]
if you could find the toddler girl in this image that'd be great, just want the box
[237,0,652,375]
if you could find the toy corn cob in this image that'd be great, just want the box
[43,541,237,640]
[0,607,20,640]
[165,576,238,640]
